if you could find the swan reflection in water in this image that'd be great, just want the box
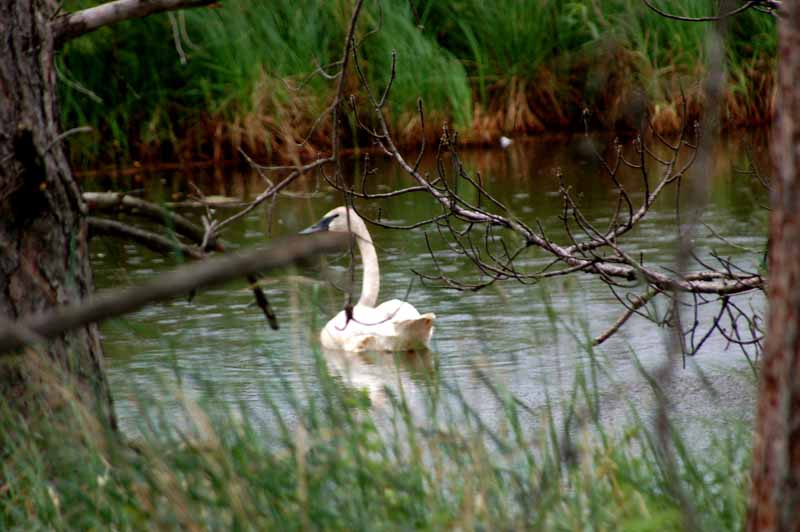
[322,347,436,406]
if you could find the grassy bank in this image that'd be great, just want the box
[58,0,776,168]
[1,347,750,530]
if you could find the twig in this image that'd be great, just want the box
[593,291,658,345]
[641,0,760,22]
[0,233,349,353]
[88,217,205,259]
[84,191,221,251]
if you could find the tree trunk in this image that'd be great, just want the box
[747,4,800,531]
[0,0,114,426]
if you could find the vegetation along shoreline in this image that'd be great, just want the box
[59,0,776,169]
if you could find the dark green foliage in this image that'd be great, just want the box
[57,1,775,165]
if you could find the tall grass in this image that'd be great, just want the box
[361,0,472,131]
[412,1,588,103]
[58,0,776,167]
[1,341,751,530]
[412,0,775,131]
[58,0,347,166]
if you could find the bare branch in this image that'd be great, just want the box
[84,192,222,251]
[216,157,332,233]
[0,233,349,353]
[593,291,658,345]
[330,0,367,161]
[88,217,205,259]
[333,43,768,354]
[54,0,218,47]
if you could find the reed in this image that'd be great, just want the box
[1,340,751,530]
[58,0,776,167]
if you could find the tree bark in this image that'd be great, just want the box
[747,4,800,530]
[0,0,114,426]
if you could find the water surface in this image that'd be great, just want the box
[90,135,769,444]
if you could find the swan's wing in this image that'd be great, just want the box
[321,307,395,351]
[375,299,421,321]
[321,304,435,352]
[393,313,436,348]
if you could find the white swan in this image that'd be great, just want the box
[301,206,435,352]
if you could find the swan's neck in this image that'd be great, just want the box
[352,220,379,308]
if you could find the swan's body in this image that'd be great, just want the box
[302,206,435,352]
[321,299,433,352]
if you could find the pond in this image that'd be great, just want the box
[88,133,769,446]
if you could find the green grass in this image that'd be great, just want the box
[1,343,751,530]
[57,0,776,167]
[362,0,472,128]
[58,0,345,165]
[411,0,589,104]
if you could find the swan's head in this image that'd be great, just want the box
[300,206,363,235]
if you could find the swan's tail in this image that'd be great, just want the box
[395,313,436,349]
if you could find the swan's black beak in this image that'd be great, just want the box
[299,222,325,235]
[300,213,338,234]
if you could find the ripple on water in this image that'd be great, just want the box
[96,139,767,447]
